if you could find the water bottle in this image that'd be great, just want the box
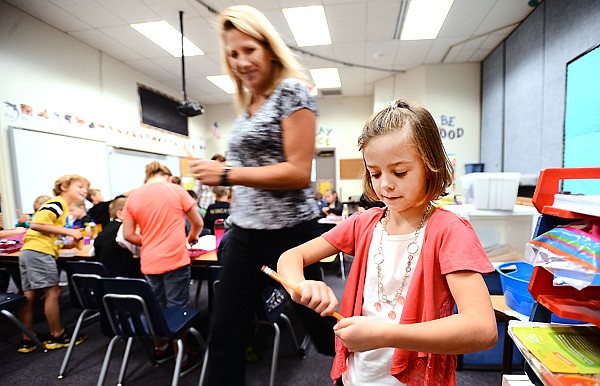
[342,203,349,220]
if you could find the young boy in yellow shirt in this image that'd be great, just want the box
[17,174,90,353]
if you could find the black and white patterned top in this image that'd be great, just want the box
[227,78,320,229]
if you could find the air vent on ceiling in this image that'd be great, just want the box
[320,88,342,96]
[392,0,410,40]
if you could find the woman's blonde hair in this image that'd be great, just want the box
[358,99,454,205]
[52,175,91,196]
[144,161,172,183]
[217,5,307,111]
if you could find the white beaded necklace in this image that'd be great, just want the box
[373,202,432,320]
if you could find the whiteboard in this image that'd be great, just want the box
[107,147,181,197]
[9,127,110,211]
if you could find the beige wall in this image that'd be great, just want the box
[0,3,206,227]
[374,63,482,193]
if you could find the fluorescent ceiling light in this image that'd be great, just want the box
[130,21,204,57]
[309,68,341,89]
[207,75,236,94]
[282,5,332,47]
[401,0,454,40]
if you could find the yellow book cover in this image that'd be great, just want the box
[510,325,600,374]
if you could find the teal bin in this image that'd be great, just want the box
[496,262,581,323]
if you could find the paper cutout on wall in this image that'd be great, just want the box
[2,99,202,157]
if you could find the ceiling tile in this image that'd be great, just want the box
[48,0,123,29]
[68,29,144,61]
[325,3,366,43]
[5,0,90,31]
[366,0,401,41]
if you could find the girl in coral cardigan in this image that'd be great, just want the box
[278,100,498,386]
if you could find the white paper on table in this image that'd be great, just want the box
[191,235,216,251]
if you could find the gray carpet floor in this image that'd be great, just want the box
[0,258,509,385]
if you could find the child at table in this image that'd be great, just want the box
[278,100,497,385]
[15,194,52,228]
[202,186,231,233]
[67,201,95,231]
[17,174,89,353]
[94,197,142,278]
[321,189,343,217]
[86,188,111,229]
[122,161,203,366]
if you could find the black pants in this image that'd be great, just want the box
[202,219,336,386]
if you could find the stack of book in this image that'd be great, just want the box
[508,321,600,385]
[552,194,600,217]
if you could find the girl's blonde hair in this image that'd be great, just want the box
[144,161,172,183]
[52,175,90,196]
[217,5,307,111]
[358,99,454,205]
[33,195,51,209]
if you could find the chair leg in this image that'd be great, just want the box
[172,339,184,386]
[58,308,92,379]
[339,252,346,281]
[198,347,209,386]
[0,309,47,352]
[97,335,120,386]
[193,280,201,309]
[117,337,133,386]
[180,328,205,377]
[269,322,281,386]
[188,327,206,353]
[278,313,305,357]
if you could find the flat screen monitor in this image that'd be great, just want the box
[563,44,600,194]
[138,84,188,136]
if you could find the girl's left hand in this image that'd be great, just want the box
[188,159,223,185]
[333,316,388,352]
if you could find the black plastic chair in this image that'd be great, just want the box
[0,291,47,352]
[199,266,303,386]
[58,260,109,379]
[97,277,205,386]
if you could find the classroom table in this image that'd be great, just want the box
[0,245,218,267]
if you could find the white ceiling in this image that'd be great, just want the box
[4,0,536,105]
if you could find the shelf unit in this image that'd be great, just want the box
[513,167,600,385]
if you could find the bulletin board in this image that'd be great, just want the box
[340,158,365,180]
[107,147,181,197]
[8,126,110,211]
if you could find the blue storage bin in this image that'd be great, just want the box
[496,262,581,323]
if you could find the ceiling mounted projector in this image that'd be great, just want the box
[177,10,204,117]
[177,100,204,117]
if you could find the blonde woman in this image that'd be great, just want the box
[189,5,335,385]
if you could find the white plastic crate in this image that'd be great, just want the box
[461,172,521,210]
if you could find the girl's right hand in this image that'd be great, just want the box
[293,280,339,317]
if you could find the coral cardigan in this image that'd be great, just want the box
[322,207,494,385]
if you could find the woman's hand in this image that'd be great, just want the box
[293,280,339,317]
[188,159,224,186]
[333,316,389,352]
